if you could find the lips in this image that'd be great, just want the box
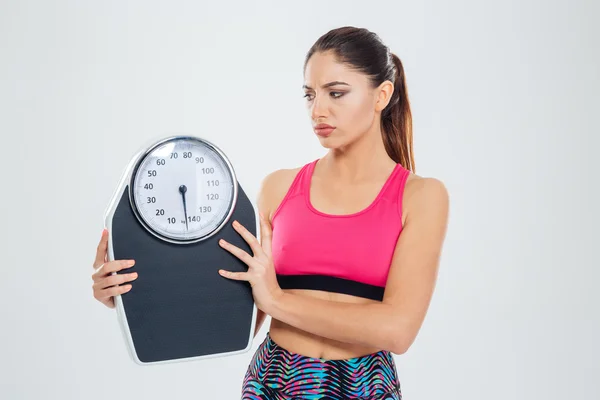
[314,123,335,137]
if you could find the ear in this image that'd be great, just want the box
[374,80,395,113]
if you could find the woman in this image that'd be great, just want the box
[92,26,449,399]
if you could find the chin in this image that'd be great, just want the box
[317,136,338,148]
[316,134,354,150]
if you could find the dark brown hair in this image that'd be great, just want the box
[304,26,415,172]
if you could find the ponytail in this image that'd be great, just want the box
[381,53,415,172]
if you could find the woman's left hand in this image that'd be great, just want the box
[218,212,283,313]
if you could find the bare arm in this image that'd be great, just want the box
[251,169,290,339]
[253,308,267,338]
[265,178,449,354]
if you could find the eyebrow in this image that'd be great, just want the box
[302,81,350,90]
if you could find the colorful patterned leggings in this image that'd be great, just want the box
[241,333,402,399]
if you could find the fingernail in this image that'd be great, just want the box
[127,260,135,266]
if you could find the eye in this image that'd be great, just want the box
[303,92,344,101]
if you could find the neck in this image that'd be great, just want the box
[322,122,396,182]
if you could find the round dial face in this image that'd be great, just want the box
[129,136,237,243]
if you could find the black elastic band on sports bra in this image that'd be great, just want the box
[276,274,385,301]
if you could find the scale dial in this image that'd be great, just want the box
[128,136,237,244]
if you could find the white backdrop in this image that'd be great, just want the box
[1,0,598,399]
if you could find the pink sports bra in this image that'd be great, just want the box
[270,158,410,301]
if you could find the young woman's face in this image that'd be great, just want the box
[303,51,381,148]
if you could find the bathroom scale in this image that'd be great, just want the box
[103,134,258,365]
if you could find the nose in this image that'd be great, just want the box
[310,93,328,121]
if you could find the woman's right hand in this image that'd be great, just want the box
[92,229,138,309]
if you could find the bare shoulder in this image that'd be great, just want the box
[404,173,448,200]
[257,166,304,222]
[403,172,449,223]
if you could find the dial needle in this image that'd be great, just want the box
[179,185,189,231]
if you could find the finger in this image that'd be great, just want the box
[101,297,115,309]
[259,213,272,257]
[94,284,132,301]
[219,239,256,267]
[218,269,249,281]
[94,229,108,268]
[103,285,132,297]
[104,259,136,274]
[94,272,138,289]
[92,259,136,280]
[103,299,116,309]
[232,220,263,257]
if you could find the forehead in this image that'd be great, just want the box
[304,51,364,86]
